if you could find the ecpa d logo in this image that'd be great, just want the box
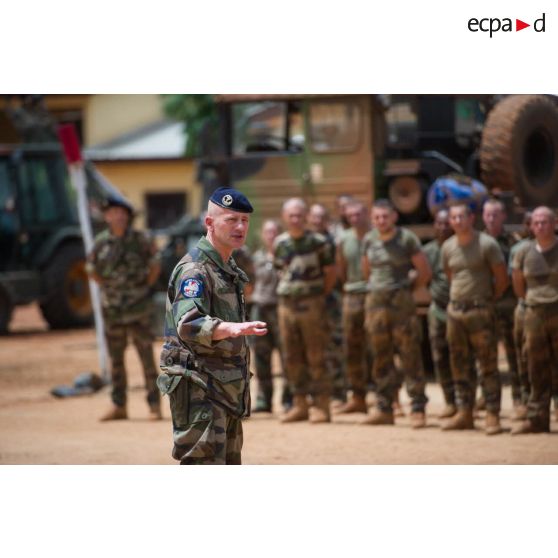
[468,12,546,37]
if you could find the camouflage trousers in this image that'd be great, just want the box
[524,303,558,428]
[365,289,427,413]
[278,295,331,397]
[427,304,455,406]
[167,378,242,465]
[250,303,283,406]
[447,303,501,413]
[495,301,521,402]
[326,290,347,399]
[343,292,373,396]
[429,304,478,406]
[513,302,532,405]
[105,314,160,409]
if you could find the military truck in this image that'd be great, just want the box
[0,143,123,333]
[197,94,558,241]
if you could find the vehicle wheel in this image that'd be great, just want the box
[388,175,430,223]
[0,286,13,335]
[39,242,93,329]
[480,95,558,206]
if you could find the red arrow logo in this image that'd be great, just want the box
[516,19,530,31]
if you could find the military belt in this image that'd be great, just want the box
[450,300,490,312]
[279,293,324,301]
[525,300,558,310]
[183,353,244,369]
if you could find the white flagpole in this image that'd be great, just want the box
[69,164,110,383]
[58,123,110,384]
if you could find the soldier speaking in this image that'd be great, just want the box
[157,187,267,465]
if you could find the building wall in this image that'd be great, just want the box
[93,159,201,229]
[84,95,164,146]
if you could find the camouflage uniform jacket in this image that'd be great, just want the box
[159,236,251,418]
[273,230,335,297]
[86,227,158,324]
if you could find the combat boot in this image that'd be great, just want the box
[100,404,128,422]
[410,411,426,429]
[392,401,405,417]
[511,419,550,435]
[148,405,163,421]
[280,395,309,423]
[361,408,395,426]
[441,408,474,431]
[309,394,331,423]
[474,396,486,412]
[485,412,502,435]
[510,403,528,422]
[438,404,457,419]
[333,394,367,415]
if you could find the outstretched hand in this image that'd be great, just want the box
[235,321,268,337]
[213,320,268,340]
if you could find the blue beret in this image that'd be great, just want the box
[209,187,253,213]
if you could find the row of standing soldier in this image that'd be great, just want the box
[87,192,557,442]
[248,195,558,435]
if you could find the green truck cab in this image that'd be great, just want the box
[0,143,120,332]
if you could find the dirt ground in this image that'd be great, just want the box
[1,304,557,465]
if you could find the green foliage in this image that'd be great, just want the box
[161,94,218,157]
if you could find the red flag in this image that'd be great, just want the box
[57,123,82,164]
[516,19,530,31]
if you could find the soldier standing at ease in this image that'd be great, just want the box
[86,197,162,421]
[482,199,523,417]
[508,211,533,421]
[157,188,267,464]
[275,198,337,423]
[308,203,346,405]
[512,207,558,434]
[334,200,373,414]
[250,219,285,413]
[361,199,431,428]
[423,209,461,418]
[441,203,508,435]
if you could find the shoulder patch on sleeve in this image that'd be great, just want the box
[180,277,204,298]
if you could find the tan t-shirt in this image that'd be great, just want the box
[362,227,422,292]
[441,231,504,303]
[512,239,558,305]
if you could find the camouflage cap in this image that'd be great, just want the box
[210,187,253,213]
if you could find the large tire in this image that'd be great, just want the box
[0,286,13,335]
[388,175,430,224]
[480,95,558,207]
[39,242,93,329]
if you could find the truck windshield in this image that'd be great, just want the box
[232,101,304,155]
[308,100,361,153]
